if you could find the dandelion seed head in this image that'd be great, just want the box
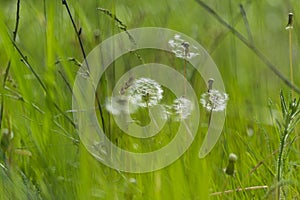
[127,78,163,107]
[168,34,199,59]
[172,96,194,121]
[105,95,137,115]
[200,89,228,112]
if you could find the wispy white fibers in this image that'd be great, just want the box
[168,34,199,59]
[127,78,163,108]
[172,96,194,121]
[161,96,194,121]
[200,89,228,112]
[105,95,137,115]
[106,78,163,115]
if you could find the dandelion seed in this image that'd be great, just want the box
[200,89,228,112]
[92,141,108,157]
[168,34,199,59]
[128,178,137,184]
[174,34,183,41]
[247,127,254,137]
[132,143,139,150]
[120,76,135,95]
[77,68,90,79]
[127,78,163,108]
[105,95,137,115]
[172,96,194,121]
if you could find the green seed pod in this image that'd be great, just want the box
[225,153,238,176]
[1,129,14,153]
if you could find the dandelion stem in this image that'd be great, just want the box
[288,27,294,97]
[208,109,212,126]
[182,42,189,95]
[184,59,187,95]
[207,79,214,126]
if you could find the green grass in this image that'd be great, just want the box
[1,0,300,199]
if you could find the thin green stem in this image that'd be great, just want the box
[12,40,76,128]
[62,0,89,71]
[184,59,187,95]
[62,0,106,131]
[289,28,294,97]
[1,0,21,130]
[277,131,288,200]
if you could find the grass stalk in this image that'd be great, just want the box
[1,0,21,131]
[62,0,106,131]
[62,0,89,71]
[210,185,268,196]
[275,91,300,199]
[286,12,294,97]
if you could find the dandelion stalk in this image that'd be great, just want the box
[180,42,189,95]
[207,78,214,126]
[286,12,294,97]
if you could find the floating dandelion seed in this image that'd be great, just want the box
[168,34,199,59]
[160,97,194,121]
[200,89,228,112]
[128,78,163,108]
[77,67,90,79]
[105,95,137,115]
[92,141,108,157]
[128,178,137,184]
[172,96,194,121]
[120,76,135,95]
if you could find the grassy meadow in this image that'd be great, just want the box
[1,0,300,199]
